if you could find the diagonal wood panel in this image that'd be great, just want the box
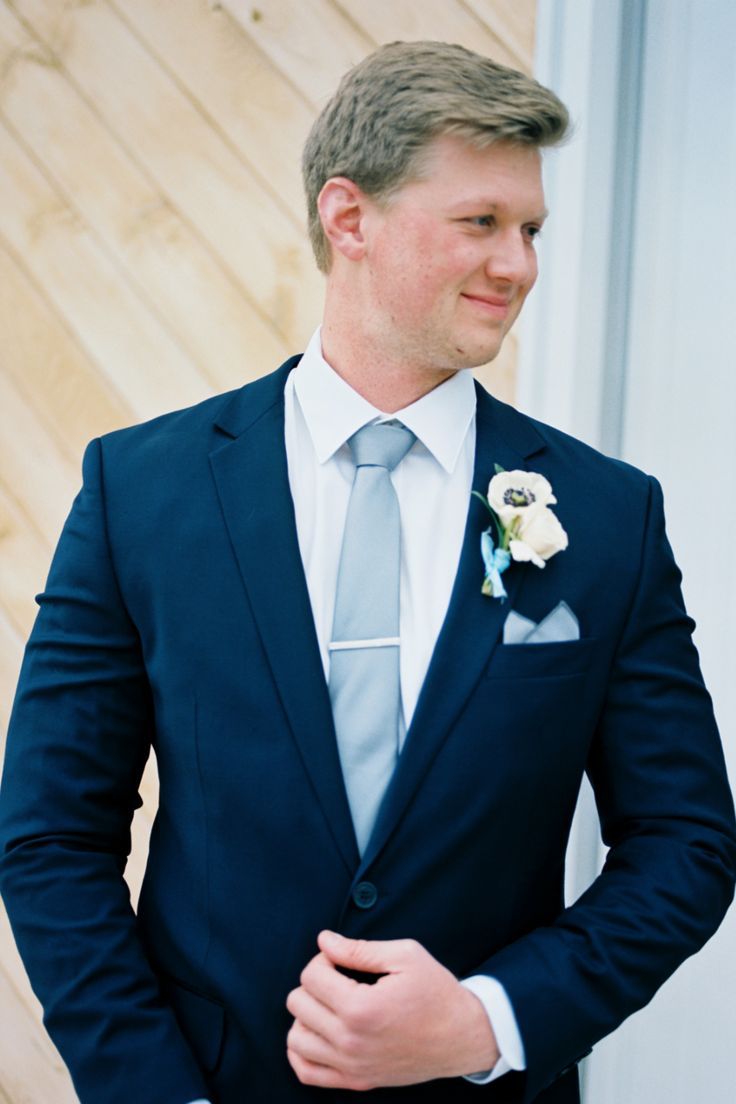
[0,8,289,392]
[0,369,79,548]
[462,0,536,69]
[335,0,529,70]
[0,3,537,1099]
[0,242,131,458]
[0,611,23,735]
[110,0,315,218]
[224,0,374,108]
[0,484,52,637]
[0,956,78,1103]
[14,0,325,349]
[0,118,206,418]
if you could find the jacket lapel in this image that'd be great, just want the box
[208,360,360,874]
[207,366,548,877]
[360,384,547,871]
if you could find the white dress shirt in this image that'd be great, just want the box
[185,329,525,1102]
[287,330,524,1082]
[286,328,475,732]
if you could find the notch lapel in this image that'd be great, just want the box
[209,361,359,874]
[360,385,547,871]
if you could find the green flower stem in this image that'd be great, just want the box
[471,490,504,545]
[502,516,522,551]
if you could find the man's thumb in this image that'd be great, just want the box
[317,930,405,974]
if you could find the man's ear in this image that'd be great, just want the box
[317,177,370,263]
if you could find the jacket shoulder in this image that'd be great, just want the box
[485,386,655,495]
[92,356,299,470]
[531,412,652,490]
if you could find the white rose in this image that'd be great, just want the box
[509,504,568,568]
[488,470,556,523]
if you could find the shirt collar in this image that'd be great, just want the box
[293,328,476,474]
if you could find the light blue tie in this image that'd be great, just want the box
[329,422,416,855]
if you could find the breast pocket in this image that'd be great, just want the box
[485,637,597,680]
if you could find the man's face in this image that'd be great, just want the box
[359,134,546,373]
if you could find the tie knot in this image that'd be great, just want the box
[348,422,416,472]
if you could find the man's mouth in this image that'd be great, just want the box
[460,292,512,319]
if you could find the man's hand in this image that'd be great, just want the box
[285,930,499,1091]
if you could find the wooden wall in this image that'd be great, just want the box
[0,2,535,1098]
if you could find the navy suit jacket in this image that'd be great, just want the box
[1,359,735,1104]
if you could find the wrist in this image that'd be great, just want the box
[455,982,500,1076]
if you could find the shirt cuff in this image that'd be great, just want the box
[460,974,526,1084]
[186,1100,212,1103]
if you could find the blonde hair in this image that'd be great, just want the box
[302,40,570,272]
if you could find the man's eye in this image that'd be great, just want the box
[468,215,494,228]
[525,225,543,242]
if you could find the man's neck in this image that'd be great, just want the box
[319,321,456,414]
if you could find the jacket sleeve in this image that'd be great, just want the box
[476,475,736,1102]
[0,439,210,1104]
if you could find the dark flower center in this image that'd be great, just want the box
[503,487,536,508]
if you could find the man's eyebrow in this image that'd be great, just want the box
[447,199,549,221]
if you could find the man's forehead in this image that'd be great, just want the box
[417,133,542,176]
[399,137,547,211]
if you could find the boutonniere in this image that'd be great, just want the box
[472,466,568,599]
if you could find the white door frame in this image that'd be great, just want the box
[523,3,736,1100]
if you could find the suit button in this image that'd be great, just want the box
[352,881,378,909]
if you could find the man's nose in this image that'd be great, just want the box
[484,231,536,285]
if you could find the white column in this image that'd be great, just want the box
[525,2,736,1100]
[588,3,736,1100]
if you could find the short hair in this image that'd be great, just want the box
[302,40,570,272]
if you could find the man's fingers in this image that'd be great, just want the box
[286,1018,335,1067]
[287,1028,373,1093]
[298,949,358,1011]
[318,930,420,974]
[286,985,341,1041]
[287,1047,346,1089]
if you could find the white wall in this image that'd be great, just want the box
[525,2,736,1100]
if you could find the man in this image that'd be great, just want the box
[1,40,734,1104]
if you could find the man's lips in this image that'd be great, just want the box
[460,292,512,317]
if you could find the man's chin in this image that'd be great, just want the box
[450,341,505,372]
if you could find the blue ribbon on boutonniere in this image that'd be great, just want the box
[480,530,511,600]
[473,465,569,600]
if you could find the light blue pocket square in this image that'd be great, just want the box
[503,601,580,645]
